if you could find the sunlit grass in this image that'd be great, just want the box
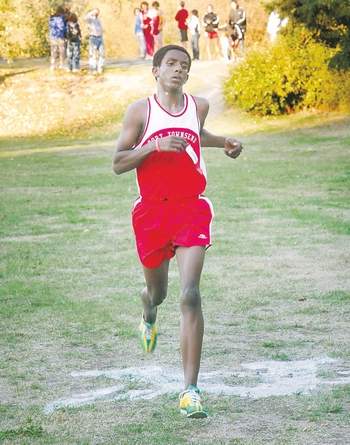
[0,62,349,444]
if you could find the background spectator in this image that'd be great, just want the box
[134,7,146,58]
[85,8,104,74]
[228,1,246,51]
[66,13,81,72]
[141,1,154,58]
[267,11,288,43]
[149,2,164,52]
[203,4,220,60]
[175,1,189,49]
[187,9,200,60]
[49,6,67,70]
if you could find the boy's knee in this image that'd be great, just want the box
[148,287,167,306]
[181,286,201,309]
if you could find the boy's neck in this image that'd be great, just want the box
[156,88,184,113]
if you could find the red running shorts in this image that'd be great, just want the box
[207,31,218,39]
[132,196,214,269]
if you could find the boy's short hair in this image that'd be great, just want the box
[152,1,160,7]
[191,9,198,16]
[180,1,185,7]
[153,45,191,71]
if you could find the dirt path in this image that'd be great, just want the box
[0,59,229,140]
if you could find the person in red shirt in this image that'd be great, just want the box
[141,1,154,57]
[149,1,164,52]
[175,1,189,49]
[112,45,243,418]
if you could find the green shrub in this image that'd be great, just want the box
[224,27,350,115]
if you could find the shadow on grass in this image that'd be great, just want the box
[0,68,38,84]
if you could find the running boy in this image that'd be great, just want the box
[112,45,243,418]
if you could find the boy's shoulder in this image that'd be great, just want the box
[192,96,209,110]
[125,98,149,123]
[191,96,209,122]
[128,98,148,112]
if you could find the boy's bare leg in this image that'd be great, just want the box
[176,246,205,388]
[141,260,170,323]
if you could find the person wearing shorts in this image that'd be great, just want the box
[203,4,221,59]
[112,44,243,418]
[175,1,189,48]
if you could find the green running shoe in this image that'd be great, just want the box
[139,316,158,353]
[179,385,208,418]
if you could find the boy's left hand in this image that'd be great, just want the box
[224,137,243,159]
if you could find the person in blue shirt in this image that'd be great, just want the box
[49,6,67,70]
[134,7,146,59]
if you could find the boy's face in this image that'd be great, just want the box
[153,50,190,91]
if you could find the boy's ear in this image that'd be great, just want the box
[152,66,160,80]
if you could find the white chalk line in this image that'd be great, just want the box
[44,357,350,414]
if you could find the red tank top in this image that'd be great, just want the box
[135,94,207,201]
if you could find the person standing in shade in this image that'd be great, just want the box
[49,6,67,70]
[85,8,104,74]
[66,13,82,72]
[141,1,154,58]
[203,4,220,60]
[187,9,200,61]
[134,7,146,58]
[112,44,243,418]
[175,1,189,49]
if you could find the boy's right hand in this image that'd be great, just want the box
[157,136,187,152]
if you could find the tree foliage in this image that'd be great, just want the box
[0,0,52,60]
[267,0,350,69]
[224,26,350,115]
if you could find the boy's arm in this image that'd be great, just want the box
[112,100,188,175]
[194,96,243,158]
[112,100,155,175]
[85,10,95,23]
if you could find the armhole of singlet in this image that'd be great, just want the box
[133,97,151,149]
[190,94,202,136]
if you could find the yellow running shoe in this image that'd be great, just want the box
[179,385,208,418]
[139,316,158,353]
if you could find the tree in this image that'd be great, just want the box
[267,0,350,69]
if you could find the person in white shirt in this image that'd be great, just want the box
[85,8,104,74]
[267,11,288,42]
[187,9,200,60]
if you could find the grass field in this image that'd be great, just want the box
[1,64,350,444]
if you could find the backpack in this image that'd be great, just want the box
[49,15,66,39]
